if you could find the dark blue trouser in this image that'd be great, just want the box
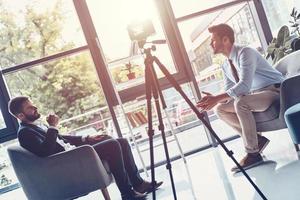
[92,138,143,195]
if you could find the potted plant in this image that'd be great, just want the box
[290,7,300,51]
[266,8,300,64]
[123,62,136,80]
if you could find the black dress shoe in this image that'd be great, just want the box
[134,180,163,194]
[121,189,147,200]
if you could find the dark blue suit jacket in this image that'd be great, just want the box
[18,122,84,157]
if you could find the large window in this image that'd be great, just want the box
[0,0,86,69]
[4,51,112,137]
[85,0,178,93]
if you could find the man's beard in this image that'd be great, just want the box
[212,44,224,55]
[213,47,221,54]
[24,113,41,122]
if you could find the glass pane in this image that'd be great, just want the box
[0,0,86,69]
[170,0,235,18]
[262,0,300,35]
[0,110,6,129]
[4,51,113,137]
[177,3,263,139]
[113,82,209,168]
[0,139,19,192]
[86,0,177,89]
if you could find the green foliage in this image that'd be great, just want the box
[290,7,300,35]
[0,174,12,187]
[0,0,106,132]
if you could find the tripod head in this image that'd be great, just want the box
[141,39,167,56]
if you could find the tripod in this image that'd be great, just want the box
[144,45,177,200]
[142,42,267,200]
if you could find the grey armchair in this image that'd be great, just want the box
[253,50,300,151]
[7,145,113,200]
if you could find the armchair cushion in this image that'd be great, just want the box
[253,96,280,123]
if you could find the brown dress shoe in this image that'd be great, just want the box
[231,153,263,172]
[134,180,163,194]
[257,135,270,153]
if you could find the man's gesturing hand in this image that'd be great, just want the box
[197,91,219,111]
[46,114,59,127]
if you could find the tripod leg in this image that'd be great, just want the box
[164,109,197,200]
[145,63,157,200]
[153,97,177,200]
[149,63,177,199]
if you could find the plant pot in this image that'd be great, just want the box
[127,72,136,80]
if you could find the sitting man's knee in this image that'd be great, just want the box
[233,96,247,109]
[215,103,226,116]
[116,138,130,147]
[105,138,121,148]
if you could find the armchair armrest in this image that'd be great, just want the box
[280,74,300,120]
[34,145,112,199]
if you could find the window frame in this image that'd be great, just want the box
[0,73,18,142]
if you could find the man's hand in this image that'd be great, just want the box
[46,114,59,127]
[86,134,112,143]
[197,91,219,111]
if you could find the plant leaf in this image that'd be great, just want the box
[297,13,300,19]
[291,7,295,16]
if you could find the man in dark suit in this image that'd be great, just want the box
[8,96,162,200]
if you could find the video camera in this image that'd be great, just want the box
[127,19,156,47]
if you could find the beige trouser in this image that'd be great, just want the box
[215,85,280,153]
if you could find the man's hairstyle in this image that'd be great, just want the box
[208,23,235,44]
[8,96,29,117]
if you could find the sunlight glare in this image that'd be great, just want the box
[119,0,155,24]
